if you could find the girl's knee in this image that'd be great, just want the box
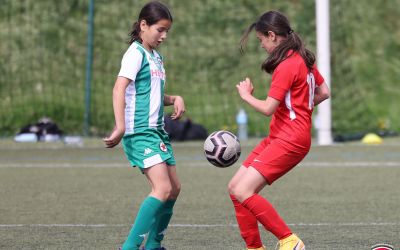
[153,185,173,201]
[227,181,236,195]
[228,184,253,203]
[228,182,241,199]
[170,183,181,199]
[228,178,241,196]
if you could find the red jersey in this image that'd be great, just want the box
[267,52,324,153]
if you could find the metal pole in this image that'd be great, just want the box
[316,0,333,145]
[84,0,94,136]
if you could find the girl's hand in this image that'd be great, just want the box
[103,126,125,148]
[236,77,254,101]
[171,95,185,120]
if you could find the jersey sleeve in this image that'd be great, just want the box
[312,66,325,86]
[268,63,295,101]
[118,47,143,81]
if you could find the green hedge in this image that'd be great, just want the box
[1,0,399,136]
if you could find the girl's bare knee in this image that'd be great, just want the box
[229,184,253,203]
[169,184,181,200]
[227,179,238,196]
[152,185,173,201]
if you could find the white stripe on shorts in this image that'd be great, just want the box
[143,154,163,168]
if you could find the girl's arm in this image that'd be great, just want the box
[236,77,280,116]
[103,76,131,148]
[314,82,330,106]
[164,94,185,120]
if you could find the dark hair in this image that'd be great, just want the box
[128,1,173,44]
[240,11,315,74]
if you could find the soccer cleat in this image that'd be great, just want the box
[247,246,266,250]
[278,234,305,250]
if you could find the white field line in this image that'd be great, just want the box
[1,161,400,168]
[2,141,400,150]
[0,222,398,228]
[300,162,400,167]
[0,163,129,168]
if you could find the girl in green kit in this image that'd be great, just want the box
[104,2,185,250]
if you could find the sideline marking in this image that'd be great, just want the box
[1,161,400,168]
[0,222,398,228]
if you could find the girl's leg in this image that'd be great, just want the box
[122,163,172,250]
[228,166,263,249]
[145,165,180,249]
[230,167,292,240]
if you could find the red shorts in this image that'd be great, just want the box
[243,137,308,185]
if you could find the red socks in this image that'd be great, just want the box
[241,194,292,240]
[230,195,263,248]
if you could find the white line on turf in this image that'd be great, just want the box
[0,222,398,228]
[1,161,400,168]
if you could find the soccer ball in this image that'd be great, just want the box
[204,130,241,168]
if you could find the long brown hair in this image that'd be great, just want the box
[128,1,173,44]
[240,11,315,74]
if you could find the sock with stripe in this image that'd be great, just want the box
[230,194,263,248]
[144,199,176,249]
[241,194,292,240]
[122,196,164,250]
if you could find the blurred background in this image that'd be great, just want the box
[1,2,400,249]
[1,0,399,139]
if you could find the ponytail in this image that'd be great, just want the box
[239,23,256,54]
[262,31,315,74]
[128,21,141,44]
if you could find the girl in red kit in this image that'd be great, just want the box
[228,11,330,250]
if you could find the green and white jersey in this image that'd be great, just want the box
[118,41,166,135]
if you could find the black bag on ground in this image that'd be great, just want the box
[164,115,208,141]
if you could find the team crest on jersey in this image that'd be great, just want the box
[159,141,167,152]
[156,56,163,66]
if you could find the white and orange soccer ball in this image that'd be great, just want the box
[203,130,241,168]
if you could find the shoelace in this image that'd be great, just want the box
[275,241,280,250]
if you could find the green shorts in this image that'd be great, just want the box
[122,128,176,171]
